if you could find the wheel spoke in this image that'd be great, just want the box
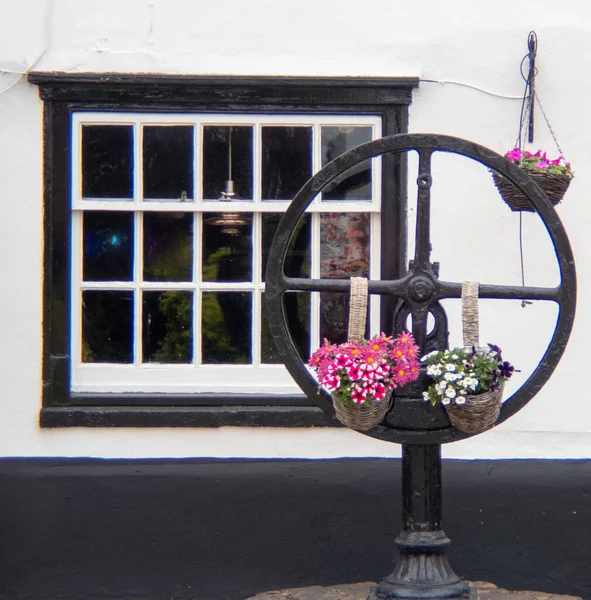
[413,149,434,270]
[437,280,562,302]
[282,276,409,296]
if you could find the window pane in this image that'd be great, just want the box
[142,291,192,363]
[261,292,309,363]
[82,291,133,363]
[262,213,310,281]
[83,211,133,281]
[262,126,312,200]
[202,213,252,282]
[321,126,372,200]
[320,213,370,344]
[143,213,193,282]
[202,126,253,200]
[82,125,133,198]
[143,125,194,200]
[202,292,251,364]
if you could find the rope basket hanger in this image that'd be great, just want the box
[445,282,503,434]
[331,277,393,431]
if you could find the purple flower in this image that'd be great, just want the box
[498,361,514,379]
[535,161,549,169]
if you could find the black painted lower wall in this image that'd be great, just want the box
[0,458,588,600]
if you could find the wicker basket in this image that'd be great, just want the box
[334,388,394,432]
[491,169,572,213]
[331,277,393,431]
[445,282,503,434]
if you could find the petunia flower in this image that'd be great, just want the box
[498,361,514,379]
[351,386,367,405]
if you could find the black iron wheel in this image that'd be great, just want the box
[265,133,576,445]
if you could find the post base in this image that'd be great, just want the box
[366,530,466,600]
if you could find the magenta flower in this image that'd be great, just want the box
[351,386,367,405]
[322,374,340,392]
[334,353,352,368]
[535,161,549,169]
[309,330,420,407]
[504,148,522,162]
[372,382,387,401]
[346,364,361,381]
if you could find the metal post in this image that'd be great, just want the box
[368,444,467,599]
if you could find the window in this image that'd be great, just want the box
[30,74,418,427]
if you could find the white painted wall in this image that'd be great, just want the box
[0,0,590,459]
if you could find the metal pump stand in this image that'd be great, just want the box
[265,134,576,599]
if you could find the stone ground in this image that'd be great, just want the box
[246,581,582,600]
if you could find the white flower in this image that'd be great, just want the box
[422,391,430,402]
[455,396,466,405]
[442,397,451,406]
[445,363,456,372]
[451,354,459,360]
[427,365,442,376]
[445,387,456,399]
[444,372,454,381]
[421,350,439,362]
[437,381,447,391]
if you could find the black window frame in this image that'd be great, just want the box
[29,73,418,428]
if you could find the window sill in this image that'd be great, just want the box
[40,404,340,428]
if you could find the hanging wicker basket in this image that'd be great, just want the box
[445,282,503,434]
[491,169,572,213]
[334,388,393,432]
[331,277,393,431]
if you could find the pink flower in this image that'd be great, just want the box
[504,148,522,162]
[392,363,414,387]
[327,360,340,375]
[334,353,352,368]
[535,161,549,169]
[374,359,391,377]
[397,331,415,346]
[351,385,367,405]
[343,342,363,360]
[550,157,563,166]
[372,382,387,401]
[359,362,376,381]
[308,338,336,368]
[367,336,389,354]
[322,374,340,392]
[346,364,361,381]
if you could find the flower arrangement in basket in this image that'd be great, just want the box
[421,282,516,434]
[421,345,515,434]
[308,277,420,431]
[492,148,573,212]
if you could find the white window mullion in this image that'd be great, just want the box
[133,212,143,365]
[252,212,262,365]
[311,123,322,206]
[310,212,321,353]
[134,122,142,205]
[253,123,262,205]
[194,124,202,204]
[194,212,202,365]
[71,211,83,365]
